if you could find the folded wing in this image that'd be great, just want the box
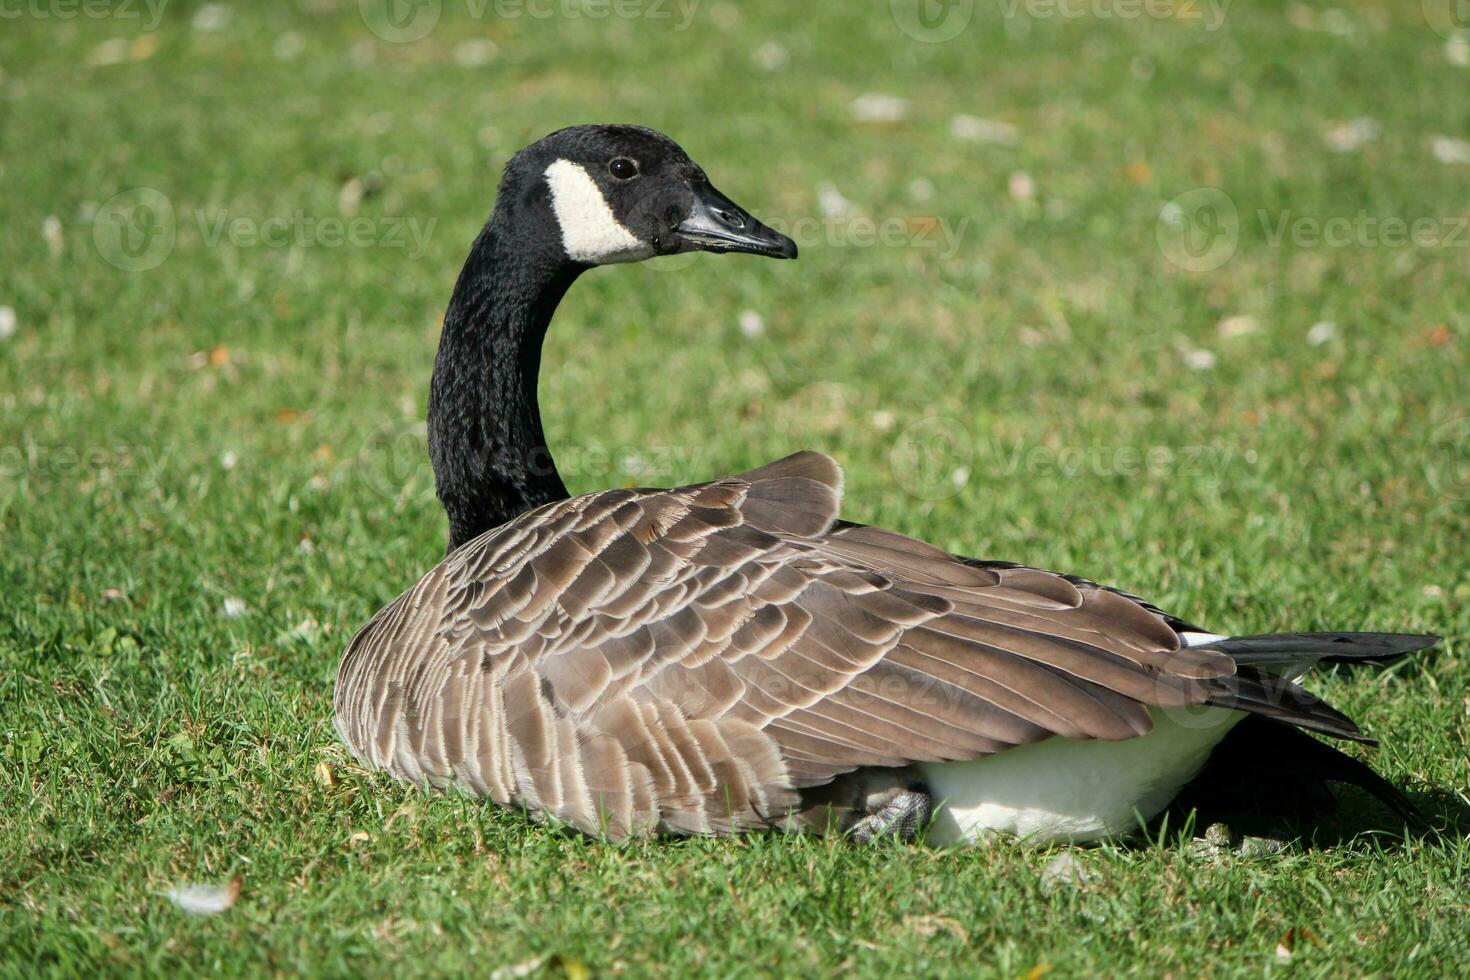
[334,450,1335,839]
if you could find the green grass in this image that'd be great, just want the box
[3,0,1469,975]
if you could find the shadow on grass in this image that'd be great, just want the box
[1161,715,1469,851]
[1158,784,1470,852]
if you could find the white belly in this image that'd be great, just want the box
[917,707,1244,845]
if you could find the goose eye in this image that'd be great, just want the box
[609,157,639,180]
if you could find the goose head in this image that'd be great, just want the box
[501,124,797,266]
[431,124,797,546]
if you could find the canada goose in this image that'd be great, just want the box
[335,124,1438,844]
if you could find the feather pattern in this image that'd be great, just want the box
[333,450,1309,839]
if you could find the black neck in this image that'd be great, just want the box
[427,210,584,551]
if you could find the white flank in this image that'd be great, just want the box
[919,706,1245,845]
[544,159,652,265]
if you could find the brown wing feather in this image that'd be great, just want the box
[334,450,1228,839]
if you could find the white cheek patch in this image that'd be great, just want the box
[544,159,653,264]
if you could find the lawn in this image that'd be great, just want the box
[3,0,1469,975]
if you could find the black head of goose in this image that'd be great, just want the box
[336,124,1439,844]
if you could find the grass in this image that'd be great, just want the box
[3,0,1469,975]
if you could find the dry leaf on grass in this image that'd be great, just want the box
[1421,324,1453,347]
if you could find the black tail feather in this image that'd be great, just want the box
[1195,632,1440,669]
[1204,669,1371,743]
[1193,632,1440,741]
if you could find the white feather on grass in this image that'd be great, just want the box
[165,877,241,916]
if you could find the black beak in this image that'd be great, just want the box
[673,181,797,259]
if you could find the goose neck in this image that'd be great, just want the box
[427,222,583,550]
